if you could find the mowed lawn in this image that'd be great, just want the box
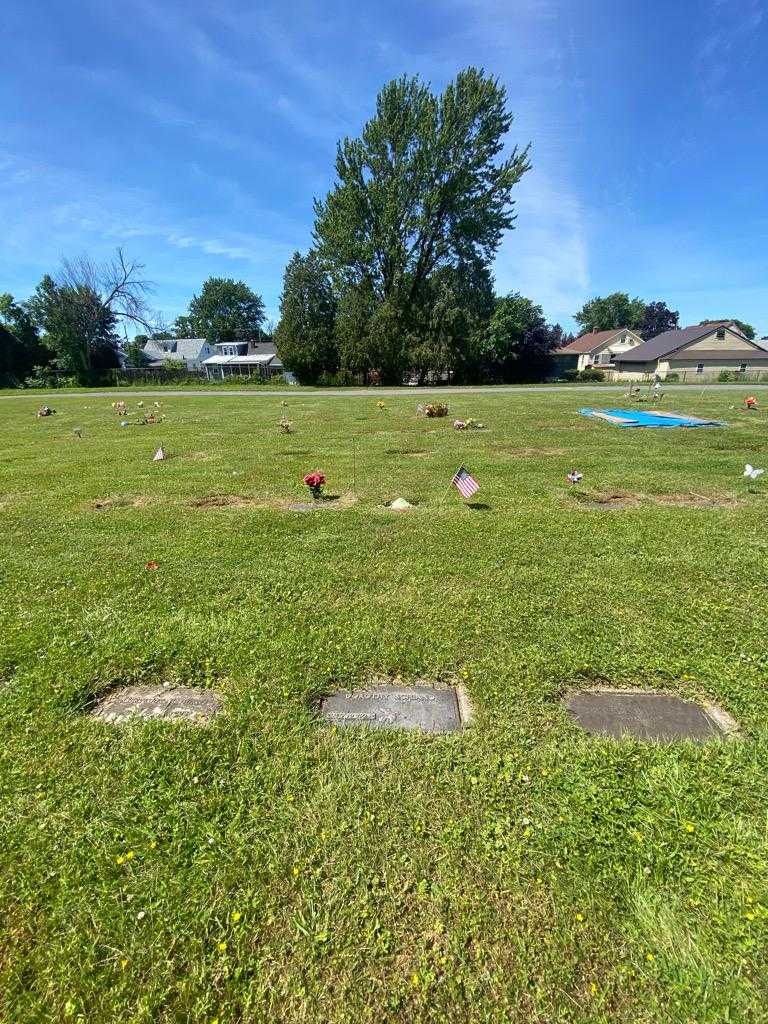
[1,389,768,1024]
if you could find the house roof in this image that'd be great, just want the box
[203,354,277,366]
[174,338,210,359]
[557,329,625,355]
[141,338,209,361]
[617,324,750,363]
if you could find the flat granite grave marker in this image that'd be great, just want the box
[320,684,466,733]
[89,686,221,725]
[563,690,735,742]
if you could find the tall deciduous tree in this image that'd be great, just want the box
[313,68,530,382]
[478,293,562,382]
[26,275,120,373]
[638,300,679,339]
[188,278,265,343]
[574,293,646,333]
[274,252,338,383]
[731,318,756,340]
[0,293,51,383]
[174,315,195,338]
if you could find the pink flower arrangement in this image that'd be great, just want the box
[303,471,326,499]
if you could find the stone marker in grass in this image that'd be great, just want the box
[563,690,737,742]
[90,686,221,725]
[320,683,467,733]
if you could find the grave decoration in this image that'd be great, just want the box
[745,396,758,410]
[425,402,449,418]
[153,446,167,462]
[145,560,159,570]
[279,400,293,433]
[567,470,583,484]
[303,471,326,499]
[453,418,485,430]
[36,406,55,417]
[388,498,414,510]
[744,464,764,480]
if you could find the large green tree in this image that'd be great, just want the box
[574,293,646,333]
[313,68,530,382]
[274,252,338,383]
[0,293,51,384]
[477,293,563,383]
[638,301,679,340]
[731,319,756,340]
[26,275,119,373]
[188,278,265,343]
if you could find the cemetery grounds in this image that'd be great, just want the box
[1,389,767,1023]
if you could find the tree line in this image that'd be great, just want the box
[0,67,757,388]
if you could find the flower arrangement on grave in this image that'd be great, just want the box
[279,416,293,434]
[425,402,449,418]
[303,471,326,499]
[377,400,386,410]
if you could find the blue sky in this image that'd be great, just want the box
[2,0,766,336]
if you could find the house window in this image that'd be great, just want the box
[739,363,748,373]
[696,363,704,374]
[716,329,725,340]
[609,353,616,363]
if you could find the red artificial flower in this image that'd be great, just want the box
[303,472,326,488]
[145,560,159,570]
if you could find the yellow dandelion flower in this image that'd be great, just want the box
[292,866,300,877]
[217,941,227,952]
[116,855,125,865]
[120,959,128,970]
[745,912,755,921]
[646,953,655,962]
[684,823,695,833]
[590,982,597,996]
[575,913,584,923]
[231,911,242,923]
[126,851,134,860]
[411,974,420,987]
[150,841,157,849]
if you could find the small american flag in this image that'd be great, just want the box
[451,465,480,499]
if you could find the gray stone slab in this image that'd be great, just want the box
[563,690,726,742]
[90,686,221,725]
[320,684,463,733]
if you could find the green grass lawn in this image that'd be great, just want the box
[1,390,767,1023]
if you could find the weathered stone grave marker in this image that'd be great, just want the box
[320,683,467,733]
[563,690,736,742]
[89,686,221,725]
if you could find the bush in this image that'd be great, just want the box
[665,373,679,382]
[579,367,606,382]
[718,371,735,383]
[317,369,358,387]
[562,369,580,382]
[24,366,60,388]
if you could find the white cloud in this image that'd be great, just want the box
[493,171,589,327]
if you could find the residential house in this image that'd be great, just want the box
[553,328,644,374]
[202,339,284,379]
[141,337,216,370]
[613,321,768,380]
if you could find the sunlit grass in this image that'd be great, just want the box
[1,388,767,1023]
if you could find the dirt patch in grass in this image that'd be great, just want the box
[572,490,740,511]
[494,446,566,458]
[89,496,152,510]
[190,494,263,509]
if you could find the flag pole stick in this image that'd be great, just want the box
[352,435,357,494]
[440,467,461,505]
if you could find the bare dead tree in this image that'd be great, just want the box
[58,248,155,333]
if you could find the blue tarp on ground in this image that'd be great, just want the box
[579,408,726,428]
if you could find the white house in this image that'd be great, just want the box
[202,339,284,379]
[141,337,216,370]
[553,328,645,373]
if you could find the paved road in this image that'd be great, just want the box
[3,384,767,401]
